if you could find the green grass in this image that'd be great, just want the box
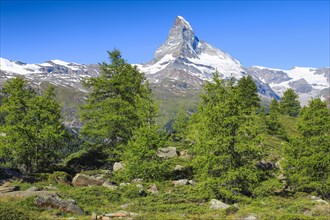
[3,179,329,219]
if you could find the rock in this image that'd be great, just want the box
[104,211,137,218]
[72,174,104,187]
[311,196,328,204]
[121,203,134,209]
[179,150,191,159]
[44,185,58,191]
[0,185,19,193]
[136,184,144,189]
[119,182,130,187]
[188,180,196,185]
[113,162,124,172]
[104,211,128,217]
[91,212,97,220]
[147,184,159,195]
[174,165,184,171]
[244,214,258,220]
[132,178,143,183]
[138,189,147,197]
[26,186,41,192]
[35,193,84,215]
[157,147,178,159]
[172,179,189,186]
[102,181,118,190]
[209,199,230,210]
[256,160,275,170]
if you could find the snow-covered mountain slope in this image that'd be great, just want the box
[136,16,245,84]
[247,66,330,105]
[0,58,99,91]
[136,16,278,99]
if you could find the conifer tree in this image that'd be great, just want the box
[121,124,169,181]
[172,108,189,140]
[284,98,330,197]
[269,98,280,115]
[191,73,265,202]
[266,98,286,137]
[280,89,301,117]
[0,77,66,173]
[80,50,156,153]
[236,75,260,111]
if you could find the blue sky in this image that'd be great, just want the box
[0,1,329,69]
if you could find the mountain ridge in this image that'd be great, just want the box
[1,16,329,106]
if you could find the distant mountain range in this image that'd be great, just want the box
[1,16,329,115]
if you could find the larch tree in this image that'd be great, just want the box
[0,77,66,173]
[284,98,330,198]
[80,49,156,155]
[190,73,266,202]
[280,89,301,117]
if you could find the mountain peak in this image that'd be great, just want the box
[174,16,192,30]
[153,16,198,61]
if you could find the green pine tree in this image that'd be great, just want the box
[0,77,66,173]
[236,75,260,112]
[172,108,189,140]
[280,89,301,117]
[190,73,265,202]
[284,98,330,198]
[266,98,286,137]
[80,50,156,154]
[121,123,169,181]
[269,98,280,115]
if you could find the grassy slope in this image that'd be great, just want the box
[1,180,329,219]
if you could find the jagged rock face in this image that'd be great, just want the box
[289,78,313,93]
[154,16,200,61]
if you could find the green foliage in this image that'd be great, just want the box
[284,98,330,198]
[270,98,280,115]
[236,75,260,111]
[121,124,170,181]
[0,197,38,220]
[266,100,287,138]
[280,89,301,117]
[172,108,189,139]
[60,148,108,174]
[80,49,156,155]
[253,178,285,197]
[0,77,67,173]
[48,171,70,185]
[190,73,266,201]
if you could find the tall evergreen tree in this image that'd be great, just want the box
[280,89,301,117]
[0,77,66,173]
[172,108,189,140]
[284,98,330,197]
[80,50,156,153]
[190,73,265,202]
[266,98,286,137]
[121,123,169,181]
[236,75,260,111]
[269,98,280,115]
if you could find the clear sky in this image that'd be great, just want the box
[0,0,329,69]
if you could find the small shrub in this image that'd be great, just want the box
[121,184,142,199]
[48,171,70,185]
[253,178,285,197]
